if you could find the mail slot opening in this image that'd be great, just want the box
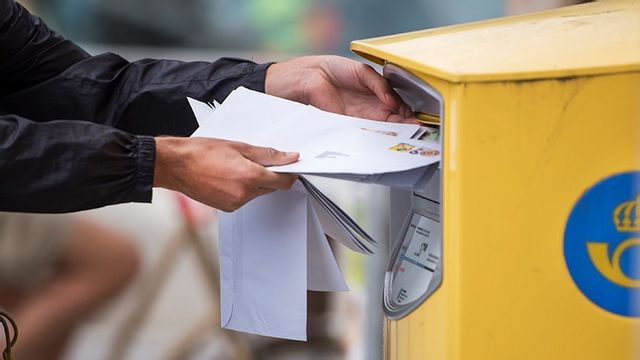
[385,63,442,145]
[383,63,443,320]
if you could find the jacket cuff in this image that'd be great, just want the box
[241,62,275,93]
[132,135,156,203]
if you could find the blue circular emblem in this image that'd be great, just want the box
[564,171,640,317]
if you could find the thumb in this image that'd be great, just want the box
[242,145,299,166]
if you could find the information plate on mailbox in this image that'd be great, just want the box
[384,208,442,319]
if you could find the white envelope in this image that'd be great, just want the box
[219,184,308,340]
[307,198,349,292]
[219,182,348,341]
[186,97,218,127]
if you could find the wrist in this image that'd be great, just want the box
[153,137,188,191]
[265,59,308,104]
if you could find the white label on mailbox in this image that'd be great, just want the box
[390,213,441,306]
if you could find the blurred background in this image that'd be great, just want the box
[6,1,580,359]
[22,0,508,55]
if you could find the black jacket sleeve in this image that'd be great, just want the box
[0,115,156,212]
[0,0,270,213]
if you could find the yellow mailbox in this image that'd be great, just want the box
[351,1,640,359]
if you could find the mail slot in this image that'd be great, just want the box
[352,1,639,359]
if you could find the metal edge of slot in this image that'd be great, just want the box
[382,63,445,320]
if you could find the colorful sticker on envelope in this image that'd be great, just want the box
[389,143,440,157]
[389,143,415,153]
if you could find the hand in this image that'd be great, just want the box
[265,55,417,123]
[153,137,299,211]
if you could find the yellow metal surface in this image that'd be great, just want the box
[353,1,640,359]
[352,0,640,83]
[415,112,440,125]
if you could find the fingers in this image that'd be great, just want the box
[386,113,422,125]
[237,143,299,190]
[240,181,292,207]
[398,102,415,118]
[355,63,401,109]
[221,165,297,212]
[355,63,417,121]
[220,163,297,211]
[256,169,298,190]
[240,145,300,166]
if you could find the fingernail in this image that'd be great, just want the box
[286,151,299,157]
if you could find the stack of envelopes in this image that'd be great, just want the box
[188,87,440,340]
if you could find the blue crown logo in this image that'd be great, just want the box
[587,195,640,288]
[613,195,639,232]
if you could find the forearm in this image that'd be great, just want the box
[152,136,298,212]
[2,56,272,137]
[0,115,155,213]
